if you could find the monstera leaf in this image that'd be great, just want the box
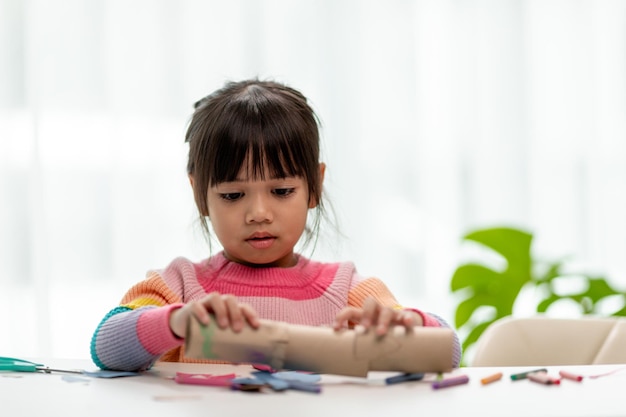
[451,225,626,364]
[450,227,533,354]
[537,277,626,314]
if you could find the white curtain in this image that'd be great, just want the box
[1,0,625,359]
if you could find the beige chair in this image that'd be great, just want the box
[471,315,626,366]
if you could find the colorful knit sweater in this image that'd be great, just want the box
[91,252,462,371]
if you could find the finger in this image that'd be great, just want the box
[240,304,261,328]
[375,307,395,335]
[361,297,380,328]
[333,307,362,330]
[399,310,417,328]
[190,301,211,325]
[332,310,348,330]
[201,292,229,328]
[400,310,423,328]
[222,294,245,332]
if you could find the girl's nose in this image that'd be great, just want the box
[245,195,273,224]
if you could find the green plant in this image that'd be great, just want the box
[450,226,626,364]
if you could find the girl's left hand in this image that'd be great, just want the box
[332,297,424,336]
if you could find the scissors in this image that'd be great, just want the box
[0,356,84,374]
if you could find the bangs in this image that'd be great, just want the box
[207,97,313,185]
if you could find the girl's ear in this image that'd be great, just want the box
[309,162,326,209]
[188,174,195,189]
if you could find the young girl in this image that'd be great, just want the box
[90,79,462,371]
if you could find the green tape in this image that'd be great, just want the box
[200,321,218,359]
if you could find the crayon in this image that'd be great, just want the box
[385,372,425,385]
[432,374,469,389]
[528,371,560,385]
[559,370,583,382]
[510,368,548,381]
[480,372,503,385]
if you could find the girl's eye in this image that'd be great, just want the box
[220,192,243,201]
[273,188,295,197]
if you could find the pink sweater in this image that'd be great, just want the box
[90,252,461,371]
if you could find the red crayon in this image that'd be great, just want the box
[528,371,560,385]
[559,370,583,382]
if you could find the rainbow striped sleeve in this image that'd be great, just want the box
[347,275,446,327]
[90,272,185,371]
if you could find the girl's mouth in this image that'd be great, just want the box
[246,236,276,249]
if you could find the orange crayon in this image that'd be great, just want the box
[480,372,503,385]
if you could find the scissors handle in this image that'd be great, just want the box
[0,363,38,372]
[0,357,83,374]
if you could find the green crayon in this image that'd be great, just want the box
[510,368,548,381]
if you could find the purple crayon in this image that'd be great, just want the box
[432,374,470,389]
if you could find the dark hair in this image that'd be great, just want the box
[185,78,326,251]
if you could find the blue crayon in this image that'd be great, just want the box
[385,372,425,385]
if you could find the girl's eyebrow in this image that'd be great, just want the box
[229,175,299,183]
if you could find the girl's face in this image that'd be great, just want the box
[205,164,319,268]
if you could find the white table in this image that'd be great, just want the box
[2,359,625,417]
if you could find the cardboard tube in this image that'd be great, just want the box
[184,316,454,377]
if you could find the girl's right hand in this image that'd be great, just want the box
[169,292,261,339]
